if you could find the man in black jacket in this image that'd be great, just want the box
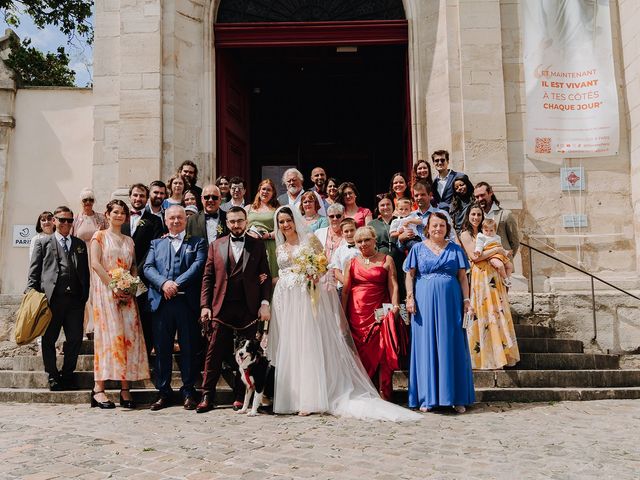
[186,184,229,244]
[122,183,164,356]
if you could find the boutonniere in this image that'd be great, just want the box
[76,246,85,254]
[217,224,224,235]
[138,219,147,228]
[184,234,192,242]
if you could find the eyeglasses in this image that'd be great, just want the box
[203,195,220,201]
[328,214,343,219]
[82,198,95,203]
[55,217,74,224]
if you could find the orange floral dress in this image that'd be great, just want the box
[90,230,149,381]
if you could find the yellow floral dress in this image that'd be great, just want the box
[90,230,150,381]
[467,256,520,370]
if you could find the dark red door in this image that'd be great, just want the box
[216,50,251,189]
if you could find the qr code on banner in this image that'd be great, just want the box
[535,137,552,154]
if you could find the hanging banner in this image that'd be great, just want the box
[523,0,619,157]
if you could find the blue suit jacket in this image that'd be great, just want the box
[143,234,207,313]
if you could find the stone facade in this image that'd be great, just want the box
[88,0,640,288]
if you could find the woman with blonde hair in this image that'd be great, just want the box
[72,188,107,338]
[246,178,280,277]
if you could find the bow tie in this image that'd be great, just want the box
[347,244,356,249]
[131,210,142,216]
[231,236,245,243]
[205,212,219,220]
[168,235,182,241]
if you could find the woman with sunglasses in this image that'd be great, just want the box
[337,182,372,228]
[314,202,345,264]
[29,211,55,262]
[72,188,107,339]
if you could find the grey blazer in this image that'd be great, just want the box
[26,235,90,304]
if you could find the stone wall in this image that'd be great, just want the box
[0,88,93,294]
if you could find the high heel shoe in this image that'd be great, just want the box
[119,388,135,409]
[91,390,115,409]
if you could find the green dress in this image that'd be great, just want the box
[247,209,279,278]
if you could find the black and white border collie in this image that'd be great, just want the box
[234,338,275,416]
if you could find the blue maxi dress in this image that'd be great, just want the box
[404,242,475,409]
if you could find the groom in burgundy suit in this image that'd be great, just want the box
[196,206,272,413]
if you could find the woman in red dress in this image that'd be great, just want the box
[341,226,400,400]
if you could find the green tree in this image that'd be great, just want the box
[2,1,93,42]
[4,36,75,86]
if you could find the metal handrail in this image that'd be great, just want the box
[521,241,640,344]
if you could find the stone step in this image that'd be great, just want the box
[0,388,235,406]
[0,370,235,391]
[475,387,640,402]
[517,338,583,354]
[392,369,640,389]
[513,324,555,338]
[10,354,185,372]
[510,353,619,370]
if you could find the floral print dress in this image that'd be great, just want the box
[90,230,149,381]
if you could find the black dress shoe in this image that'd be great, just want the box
[91,390,116,409]
[48,376,63,392]
[196,393,214,413]
[60,377,79,391]
[183,396,198,410]
[119,389,135,409]
[150,396,171,411]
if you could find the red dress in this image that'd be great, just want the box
[346,257,396,400]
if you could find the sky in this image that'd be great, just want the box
[1,11,93,87]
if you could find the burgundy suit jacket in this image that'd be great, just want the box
[200,235,272,320]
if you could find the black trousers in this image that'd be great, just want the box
[136,293,154,358]
[42,293,85,381]
[200,300,257,401]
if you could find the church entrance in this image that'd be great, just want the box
[214,1,410,209]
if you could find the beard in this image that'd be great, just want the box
[288,185,301,195]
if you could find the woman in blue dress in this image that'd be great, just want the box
[404,212,475,413]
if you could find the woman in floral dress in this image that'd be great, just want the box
[90,199,149,409]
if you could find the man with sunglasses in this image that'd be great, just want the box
[27,206,90,391]
[186,184,229,244]
[431,150,459,212]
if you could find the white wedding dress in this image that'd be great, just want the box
[267,207,420,422]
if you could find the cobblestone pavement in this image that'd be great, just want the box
[0,400,638,480]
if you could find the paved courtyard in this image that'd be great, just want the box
[0,400,638,480]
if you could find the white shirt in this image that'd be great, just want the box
[436,170,451,197]
[54,231,71,252]
[230,235,245,262]
[390,216,419,236]
[287,189,328,217]
[130,208,143,234]
[168,230,186,252]
[205,212,221,244]
[330,242,360,288]
[475,232,502,253]
[485,202,501,220]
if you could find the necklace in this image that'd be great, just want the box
[363,253,376,265]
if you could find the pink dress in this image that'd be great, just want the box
[351,207,372,228]
[90,230,149,381]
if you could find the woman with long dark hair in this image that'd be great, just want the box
[449,174,475,232]
[90,199,149,409]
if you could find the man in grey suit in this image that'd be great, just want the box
[27,206,90,391]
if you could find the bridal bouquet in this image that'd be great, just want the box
[291,244,328,313]
[108,267,141,304]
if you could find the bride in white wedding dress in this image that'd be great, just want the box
[266,206,419,421]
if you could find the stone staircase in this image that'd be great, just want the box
[1,321,640,405]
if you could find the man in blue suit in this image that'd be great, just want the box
[144,205,207,411]
[431,150,458,211]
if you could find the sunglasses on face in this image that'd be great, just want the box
[82,198,95,203]
[328,214,343,219]
[55,217,74,224]
[433,158,447,164]
[203,195,220,201]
